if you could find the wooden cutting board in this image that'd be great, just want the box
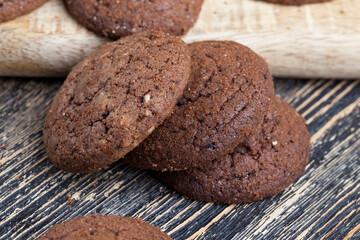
[0,0,359,78]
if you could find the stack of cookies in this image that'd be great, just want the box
[124,39,311,204]
[44,30,311,205]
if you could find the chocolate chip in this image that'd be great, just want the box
[102,112,110,118]
[176,99,188,107]
[206,143,215,150]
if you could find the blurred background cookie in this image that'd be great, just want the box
[0,0,47,23]
[264,0,331,5]
[64,0,204,38]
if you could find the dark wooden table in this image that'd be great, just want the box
[0,77,359,240]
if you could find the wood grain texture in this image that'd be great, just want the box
[0,77,359,239]
[0,0,359,78]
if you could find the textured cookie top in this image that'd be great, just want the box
[155,96,311,204]
[43,30,191,173]
[65,0,204,38]
[125,41,274,171]
[0,0,47,23]
[264,0,331,5]
[37,215,172,240]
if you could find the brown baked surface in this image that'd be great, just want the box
[43,30,191,173]
[154,96,311,204]
[124,41,274,171]
[0,0,47,23]
[264,0,331,5]
[64,0,204,38]
[37,215,172,240]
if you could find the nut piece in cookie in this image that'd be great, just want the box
[64,0,204,38]
[155,96,311,204]
[125,40,274,171]
[37,215,172,240]
[43,30,191,173]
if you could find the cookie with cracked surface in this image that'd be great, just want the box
[0,0,47,23]
[154,96,311,204]
[64,0,204,39]
[264,0,331,5]
[37,215,172,240]
[124,41,274,171]
[43,30,191,173]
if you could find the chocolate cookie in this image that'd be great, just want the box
[37,215,172,240]
[0,0,47,23]
[43,30,191,173]
[125,41,274,171]
[155,96,311,204]
[264,0,331,5]
[64,0,204,39]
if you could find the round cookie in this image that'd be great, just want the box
[264,0,331,5]
[124,41,274,171]
[64,0,204,39]
[37,215,172,240]
[0,0,47,23]
[43,30,191,173]
[154,96,311,204]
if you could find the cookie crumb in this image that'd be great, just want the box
[72,192,81,200]
[67,198,75,205]
[86,193,96,201]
